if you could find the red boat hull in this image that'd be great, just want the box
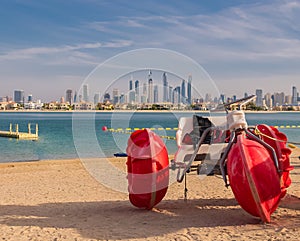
[126,129,169,209]
[256,124,293,197]
[227,134,282,222]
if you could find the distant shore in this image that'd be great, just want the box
[1,109,300,113]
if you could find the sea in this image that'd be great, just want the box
[0,111,299,163]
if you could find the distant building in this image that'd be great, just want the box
[129,90,135,103]
[187,75,192,105]
[14,90,24,104]
[219,94,226,104]
[255,89,263,107]
[173,86,181,104]
[205,93,211,103]
[74,91,78,103]
[73,102,94,110]
[285,95,292,105]
[83,84,89,102]
[169,86,173,103]
[66,89,73,104]
[103,92,110,102]
[292,86,298,105]
[129,77,133,91]
[162,72,168,102]
[147,70,153,103]
[28,94,33,102]
[112,89,119,104]
[94,93,100,105]
[181,79,186,104]
[154,85,158,103]
[264,93,273,109]
[273,92,285,106]
[135,80,139,102]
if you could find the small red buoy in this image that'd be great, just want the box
[102,126,108,131]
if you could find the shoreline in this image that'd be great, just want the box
[1,109,300,113]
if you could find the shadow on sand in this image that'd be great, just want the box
[0,197,262,240]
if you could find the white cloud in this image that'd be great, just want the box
[0,40,133,61]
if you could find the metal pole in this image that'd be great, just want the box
[28,123,31,134]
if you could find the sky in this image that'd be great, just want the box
[0,0,299,102]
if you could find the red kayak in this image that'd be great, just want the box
[227,125,292,223]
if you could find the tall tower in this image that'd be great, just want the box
[169,86,173,104]
[162,72,168,102]
[147,70,153,103]
[135,80,139,103]
[173,86,181,104]
[113,88,120,104]
[94,92,100,105]
[181,79,186,104]
[154,85,158,103]
[187,74,192,104]
[83,84,89,102]
[74,91,78,103]
[129,76,133,91]
[264,93,273,109]
[292,86,298,105]
[255,89,263,107]
[135,80,139,95]
[66,89,73,104]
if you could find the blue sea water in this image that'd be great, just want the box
[0,111,299,163]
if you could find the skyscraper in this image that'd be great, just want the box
[187,74,192,105]
[147,70,153,103]
[129,90,135,103]
[129,79,133,91]
[135,80,139,103]
[112,88,120,104]
[66,89,73,104]
[14,90,24,104]
[169,86,173,104]
[264,93,273,109]
[94,93,100,104]
[273,92,285,106]
[255,89,263,107]
[74,91,78,103]
[292,86,298,105]
[28,94,33,102]
[220,94,226,104]
[135,80,139,95]
[173,86,181,104]
[162,72,168,102]
[154,85,158,103]
[83,84,89,102]
[181,79,186,104]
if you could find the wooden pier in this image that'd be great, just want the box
[0,123,38,140]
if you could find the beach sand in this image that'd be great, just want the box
[0,148,299,241]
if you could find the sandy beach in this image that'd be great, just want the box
[0,148,299,241]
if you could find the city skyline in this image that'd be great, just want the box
[1,79,298,108]
[1,1,300,101]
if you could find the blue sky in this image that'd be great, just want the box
[0,0,299,102]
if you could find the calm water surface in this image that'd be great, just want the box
[0,111,299,163]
